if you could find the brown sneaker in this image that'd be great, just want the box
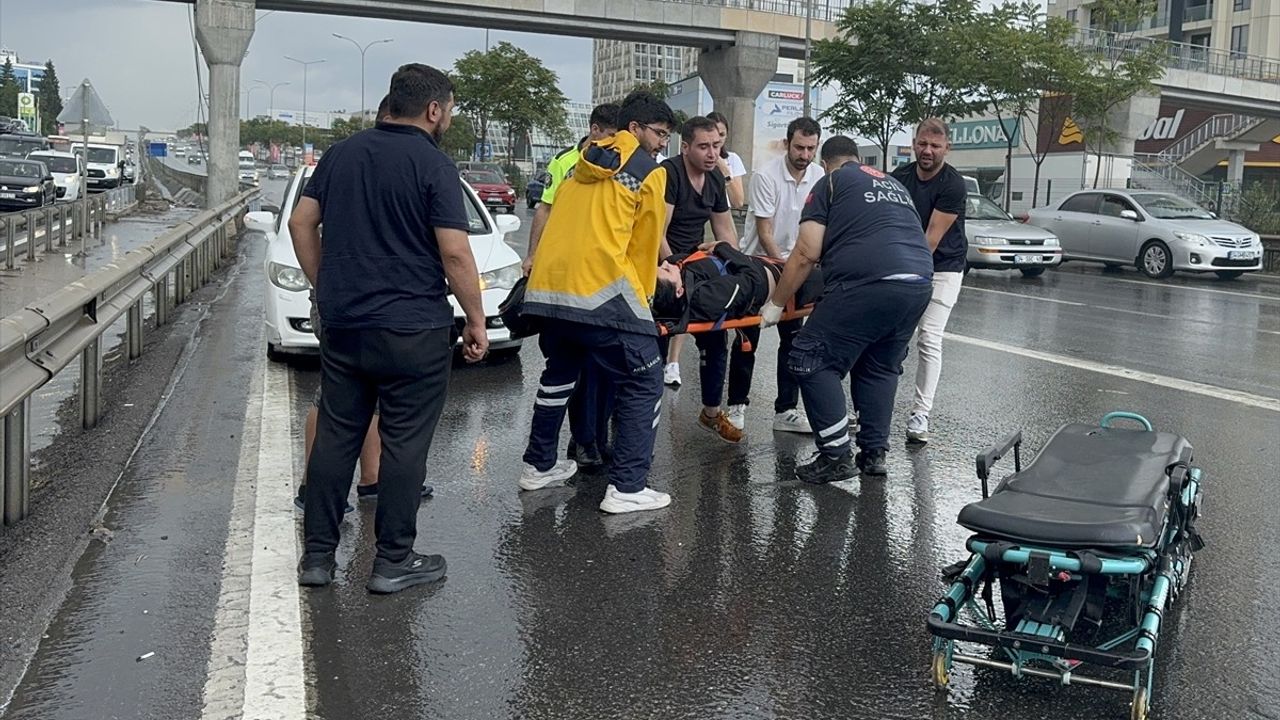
[698,410,745,444]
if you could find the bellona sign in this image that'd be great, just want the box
[950,119,1021,149]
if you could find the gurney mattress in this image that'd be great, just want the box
[958,424,1191,549]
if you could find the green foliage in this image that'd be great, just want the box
[502,162,526,195]
[328,114,364,142]
[627,80,670,101]
[37,61,62,135]
[177,122,208,139]
[811,0,986,170]
[1230,181,1280,235]
[0,59,18,122]
[441,114,476,161]
[452,41,571,161]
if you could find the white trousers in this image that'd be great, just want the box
[912,271,963,417]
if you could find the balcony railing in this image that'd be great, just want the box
[1074,27,1280,84]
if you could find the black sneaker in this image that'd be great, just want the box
[567,441,604,470]
[294,484,354,513]
[298,552,337,587]
[367,552,447,594]
[796,453,857,484]
[856,448,888,476]
[355,483,435,500]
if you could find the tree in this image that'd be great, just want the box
[452,42,571,162]
[1070,0,1165,188]
[627,80,670,101]
[0,58,18,123]
[37,61,62,135]
[812,0,984,170]
[178,122,208,139]
[440,114,476,161]
[329,115,363,142]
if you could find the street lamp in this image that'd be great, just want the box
[244,81,267,120]
[802,0,813,117]
[284,56,326,147]
[332,34,394,128]
[258,80,291,121]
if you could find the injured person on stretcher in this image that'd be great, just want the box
[650,241,824,334]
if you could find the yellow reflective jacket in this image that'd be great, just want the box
[524,131,667,335]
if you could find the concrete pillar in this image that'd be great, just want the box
[1100,92,1161,156]
[699,32,779,172]
[1226,148,1246,188]
[195,0,254,207]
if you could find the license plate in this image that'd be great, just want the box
[0,192,14,199]
[1228,250,1258,260]
[1014,254,1043,264]
[486,198,501,204]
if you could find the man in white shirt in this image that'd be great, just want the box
[727,117,824,434]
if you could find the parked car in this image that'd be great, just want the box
[0,158,56,210]
[26,151,84,202]
[525,174,545,209]
[964,194,1062,277]
[122,161,137,184]
[457,161,507,180]
[268,164,289,179]
[462,169,517,214]
[188,153,203,165]
[1027,189,1264,280]
[252,165,526,360]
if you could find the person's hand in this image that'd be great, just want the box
[461,319,489,363]
[697,239,721,252]
[521,255,533,276]
[760,300,785,328]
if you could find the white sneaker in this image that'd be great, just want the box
[772,408,812,434]
[599,485,671,514]
[906,413,930,444]
[726,404,747,430]
[663,362,682,387]
[518,459,578,491]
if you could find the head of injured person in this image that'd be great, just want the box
[651,260,686,320]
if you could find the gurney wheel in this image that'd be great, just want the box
[931,651,950,689]
[1130,687,1149,720]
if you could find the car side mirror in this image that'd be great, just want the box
[261,203,282,215]
[243,210,277,234]
[1119,209,1140,221]
[494,214,521,235]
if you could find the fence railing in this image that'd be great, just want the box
[1157,114,1259,165]
[1131,154,1225,209]
[0,188,258,526]
[1,184,140,270]
[1073,27,1280,84]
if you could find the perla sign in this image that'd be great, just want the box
[951,119,1020,149]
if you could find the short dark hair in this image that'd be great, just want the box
[589,103,620,131]
[706,110,729,131]
[651,278,686,320]
[916,117,950,140]
[387,63,454,119]
[376,95,391,122]
[821,135,860,163]
[617,90,677,130]
[680,116,720,144]
[786,117,821,142]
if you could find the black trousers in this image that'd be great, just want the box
[727,317,804,412]
[303,326,453,564]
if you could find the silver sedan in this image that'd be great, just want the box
[964,194,1062,278]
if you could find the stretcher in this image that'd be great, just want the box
[927,412,1204,720]
[655,297,812,337]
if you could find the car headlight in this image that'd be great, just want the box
[22,185,41,193]
[972,235,1005,246]
[268,261,310,291]
[1174,231,1209,247]
[1252,233,1263,247]
[478,262,522,291]
[1043,236,1060,247]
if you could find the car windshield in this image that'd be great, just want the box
[32,156,77,173]
[466,171,505,184]
[1130,193,1214,219]
[271,165,286,171]
[966,194,1012,221]
[0,160,42,178]
[74,147,117,163]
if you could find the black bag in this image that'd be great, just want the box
[498,276,540,339]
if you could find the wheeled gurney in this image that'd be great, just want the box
[927,412,1205,720]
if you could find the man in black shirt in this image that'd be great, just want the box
[764,136,933,484]
[289,63,488,594]
[658,116,741,443]
[891,118,967,447]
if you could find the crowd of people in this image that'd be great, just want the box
[289,62,967,594]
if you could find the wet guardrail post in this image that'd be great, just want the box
[127,299,144,360]
[5,214,16,269]
[81,336,102,430]
[2,399,31,526]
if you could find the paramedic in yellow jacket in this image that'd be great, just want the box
[518,90,677,515]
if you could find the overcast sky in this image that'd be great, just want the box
[0,0,594,131]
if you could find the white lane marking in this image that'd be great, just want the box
[945,332,1280,413]
[242,362,306,717]
[963,286,1280,336]
[1055,271,1277,302]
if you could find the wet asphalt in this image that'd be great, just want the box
[1,185,1278,719]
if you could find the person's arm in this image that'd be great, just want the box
[924,173,966,252]
[438,227,488,362]
[754,216,781,258]
[710,210,738,248]
[748,173,782,258]
[522,201,552,275]
[717,156,745,209]
[688,276,753,322]
[660,203,675,259]
[924,209,958,253]
[289,196,323,284]
[764,220,824,325]
[711,241,756,275]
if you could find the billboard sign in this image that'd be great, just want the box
[950,118,1020,149]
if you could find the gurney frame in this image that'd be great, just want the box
[926,413,1204,720]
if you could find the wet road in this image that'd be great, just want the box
[1,204,1277,720]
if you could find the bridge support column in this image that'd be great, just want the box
[195,0,254,207]
[1100,93,1161,157]
[1226,149,1246,188]
[699,32,779,172]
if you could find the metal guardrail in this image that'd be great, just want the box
[1263,235,1279,275]
[1157,114,1259,165]
[1073,27,1280,84]
[0,188,258,526]
[0,185,139,269]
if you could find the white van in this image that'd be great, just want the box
[28,151,84,202]
[238,150,259,186]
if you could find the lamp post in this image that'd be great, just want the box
[260,80,291,122]
[284,56,326,148]
[332,34,393,128]
[802,0,814,117]
[244,81,266,120]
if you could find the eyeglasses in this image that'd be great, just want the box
[640,124,672,141]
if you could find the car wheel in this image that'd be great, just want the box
[1019,267,1046,278]
[1215,270,1244,280]
[1138,241,1174,279]
[267,342,285,363]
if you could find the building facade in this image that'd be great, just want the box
[0,49,47,94]
[592,40,699,103]
[1048,0,1279,59]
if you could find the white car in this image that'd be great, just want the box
[249,165,525,361]
[27,151,84,202]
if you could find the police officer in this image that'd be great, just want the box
[762,136,933,484]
